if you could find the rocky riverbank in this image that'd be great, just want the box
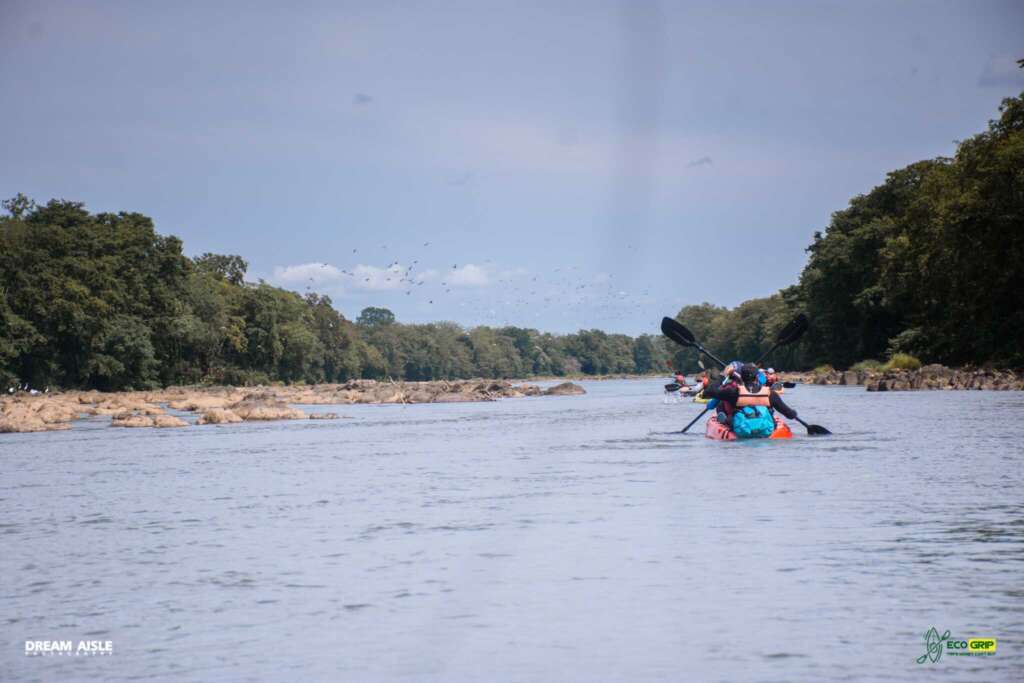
[783,365,1024,391]
[0,379,585,433]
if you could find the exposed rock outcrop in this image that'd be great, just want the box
[197,408,243,425]
[0,378,573,433]
[543,381,587,396]
[785,365,1024,392]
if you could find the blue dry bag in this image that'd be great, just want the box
[731,406,775,438]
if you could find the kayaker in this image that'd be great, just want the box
[701,362,797,430]
[764,367,780,388]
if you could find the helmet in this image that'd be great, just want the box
[767,368,775,374]
[740,363,760,383]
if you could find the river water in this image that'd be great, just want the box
[2,379,1021,682]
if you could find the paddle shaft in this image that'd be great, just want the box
[694,343,727,369]
[680,405,712,433]
[754,340,784,366]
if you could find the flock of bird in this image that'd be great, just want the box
[293,241,663,333]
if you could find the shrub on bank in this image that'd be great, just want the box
[849,359,884,372]
[884,353,922,371]
[812,364,835,374]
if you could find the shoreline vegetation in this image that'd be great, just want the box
[1,93,1021,395]
[0,379,587,433]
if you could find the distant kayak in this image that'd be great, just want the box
[705,415,793,441]
[692,394,709,404]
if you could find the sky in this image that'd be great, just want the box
[2,0,1022,335]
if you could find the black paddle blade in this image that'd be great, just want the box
[782,381,797,389]
[795,416,831,436]
[660,317,695,347]
[665,383,681,392]
[776,313,809,345]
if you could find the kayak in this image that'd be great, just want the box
[692,395,709,404]
[705,414,793,441]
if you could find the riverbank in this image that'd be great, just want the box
[783,365,1024,391]
[0,379,585,433]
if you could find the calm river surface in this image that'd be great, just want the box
[2,380,1022,682]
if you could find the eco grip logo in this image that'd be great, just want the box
[916,627,996,664]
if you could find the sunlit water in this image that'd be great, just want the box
[2,380,1022,682]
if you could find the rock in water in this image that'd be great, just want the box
[197,408,243,425]
[543,382,587,396]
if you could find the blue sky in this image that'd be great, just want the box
[2,0,1022,334]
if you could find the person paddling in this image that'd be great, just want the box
[700,362,798,436]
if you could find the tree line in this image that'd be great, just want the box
[0,202,671,390]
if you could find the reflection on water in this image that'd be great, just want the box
[2,381,1022,682]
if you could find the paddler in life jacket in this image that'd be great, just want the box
[701,362,797,428]
[764,367,781,389]
[692,371,711,400]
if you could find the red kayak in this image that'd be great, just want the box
[705,414,793,441]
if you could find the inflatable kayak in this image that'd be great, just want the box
[705,414,793,441]
[692,394,709,404]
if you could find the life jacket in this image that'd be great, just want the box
[721,383,770,416]
[736,384,771,407]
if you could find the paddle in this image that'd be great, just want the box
[660,318,727,433]
[664,382,681,392]
[659,317,728,369]
[679,405,711,433]
[754,314,808,365]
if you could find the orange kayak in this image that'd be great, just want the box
[704,415,793,441]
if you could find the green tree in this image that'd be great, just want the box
[357,307,396,327]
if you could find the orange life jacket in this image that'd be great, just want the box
[736,384,771,407]
[720,383,771,416]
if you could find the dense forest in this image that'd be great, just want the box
[1,92,1021,390]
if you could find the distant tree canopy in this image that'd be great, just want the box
[194,253,248,286]
[356,307,396,327]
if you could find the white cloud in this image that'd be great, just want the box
[350,264,407,291]
[271,261,501,293]
[273,262,343,284]
[417,269,439,282]
[447,263,490,287]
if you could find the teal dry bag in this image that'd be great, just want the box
[731,406,775,438]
